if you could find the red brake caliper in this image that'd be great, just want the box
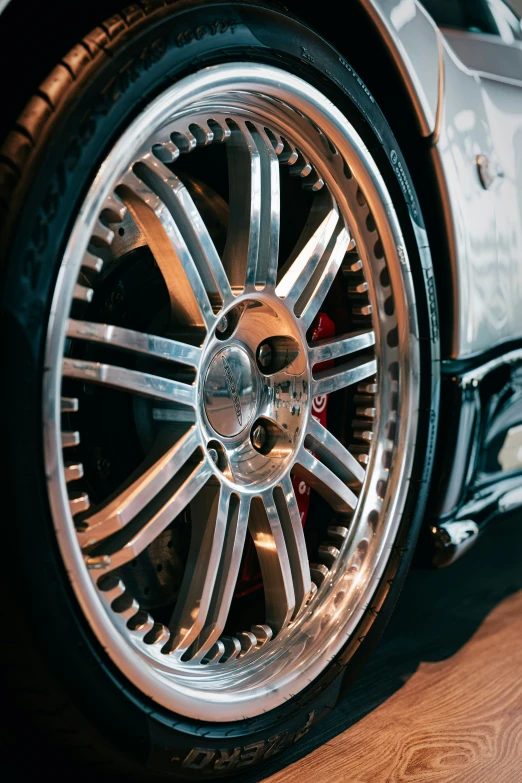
[234,313,336,598]
[291,312,335,524]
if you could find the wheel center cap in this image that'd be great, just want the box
[204,345,257,437]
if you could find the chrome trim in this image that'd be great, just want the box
[430,519,479,568]
[459,347,522,384]
[499,485,522,512]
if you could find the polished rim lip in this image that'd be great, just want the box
[43,62,420,721]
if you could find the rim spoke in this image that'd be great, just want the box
[275,191,340,311]
[89,457,212,575]
[191,495,250,659]
[135,156,232,308]
[78,427,201,548]
[249,493,296,634]
[294,445,358,514]
[312,355,377,397]
[308,329,375,367]
[275,477,312,616]
[67,319,202,369]
[306,416,365,485]
[62,358,196,406]
[223,121,280,290]
[116,167,215,329]
[297,226,351,329]
[168,489,250,656]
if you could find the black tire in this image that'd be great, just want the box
[0,1,440,779]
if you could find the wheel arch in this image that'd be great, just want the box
[287,0,443,140]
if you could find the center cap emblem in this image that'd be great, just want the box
[221,355,243,427]
[204,345,257,437]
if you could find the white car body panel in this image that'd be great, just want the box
[360,0,442,136]
[434,41,505,357]
[480,78,522,350]
[369,0,522,358]
[435,27,522,357]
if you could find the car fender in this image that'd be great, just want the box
[359,0,443,138]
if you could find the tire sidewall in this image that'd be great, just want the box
[0,2,440,778]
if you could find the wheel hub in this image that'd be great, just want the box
[199,297,311,488]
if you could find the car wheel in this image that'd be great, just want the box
[0,1,440,778]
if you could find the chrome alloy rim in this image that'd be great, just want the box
[44,63,420,721]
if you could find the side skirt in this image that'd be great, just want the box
[425,345,522,567]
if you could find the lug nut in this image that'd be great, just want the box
[216,315,228,333]
[208,448,219,464]
[252,424,267,451]
[258,343,272,368]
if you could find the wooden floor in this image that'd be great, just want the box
[255,513,522,783]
